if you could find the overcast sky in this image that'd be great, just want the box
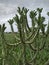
[0,0,49,32]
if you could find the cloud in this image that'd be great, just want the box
[0,3,18,21]
[0,0,49,22]
[0,3,18,32]
[0,0,49,32]
[0,3,16,14]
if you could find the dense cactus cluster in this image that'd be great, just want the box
[0,7,49,65]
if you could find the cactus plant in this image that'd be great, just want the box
[8,19,14,32]
[0,7,48,65]
[0,24,6,65]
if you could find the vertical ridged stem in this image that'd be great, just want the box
[2,47,5,65]
[11,25,14,32]
[23,43,26,65]
[1,33,5,65]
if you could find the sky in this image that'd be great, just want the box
[0,0,49,32]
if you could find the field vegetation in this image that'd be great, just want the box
[0,7,49,65]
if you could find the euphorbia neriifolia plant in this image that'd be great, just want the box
[0,24,7,65]
[8,19,14,32]
[0,7,49,65]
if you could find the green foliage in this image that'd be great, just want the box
[0,7,49,65]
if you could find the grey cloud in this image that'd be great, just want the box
[0,3,18,22]
[0,0,49,7]
[0,0,49,32]
[0,3,17,15]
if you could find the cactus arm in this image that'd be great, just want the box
[25,31,34,41]
[4,36,21,46]
[29,41,46,52]
[12,33,20,42]
[26,21,31,32]
[25,29,38,44]
[0,24,6,65]
[23,43,26,65]
[13,13,25,43]
[6,42,21,46]
[2,44,5,65]
[8,19,14,32]
[29,44,37,51]
[1,42,5,65]
[25,29,38,41]
[29,51,38,63]
[26,51,38,64]
[39,36,47,51]
[14,36,20,41]
[18,23,24,43]
[39,42,46,51]
[10,24,14,32]
[2,33,21,47]
[22,23,25,43]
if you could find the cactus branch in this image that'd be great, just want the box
[6,42,21,46]
[25,29,39,44]
[29,51,38,63]
[29,44,37,51]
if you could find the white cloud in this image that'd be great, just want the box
[0,3,17,21]
[0,0,49,32]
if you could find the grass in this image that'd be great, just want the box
[0,33,49,65]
